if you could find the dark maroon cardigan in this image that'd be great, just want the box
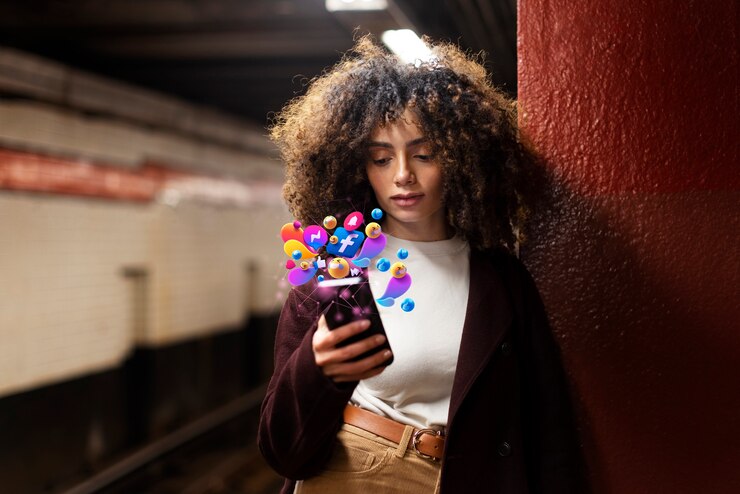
[258,249,588,493]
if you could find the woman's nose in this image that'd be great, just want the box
[394,154,415,185]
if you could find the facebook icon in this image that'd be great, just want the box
[326,227,365,258]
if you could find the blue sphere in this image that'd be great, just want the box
[401,298,415,312]
[291,249,302,260]
[317,275,325,282]
[376,258,391,272]
[371,208,383,220]
[397,248,409,260]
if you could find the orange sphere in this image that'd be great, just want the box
[327,258,350,278]
[323,216,338,229]
[390,262,407,278]
[365,222,381,239]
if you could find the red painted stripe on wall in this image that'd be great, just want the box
[0,149,160,202]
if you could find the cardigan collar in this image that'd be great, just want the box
[448,249,513,423]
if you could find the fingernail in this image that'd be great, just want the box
[375,335,386,344]
[361,320,371,328]
[383,350,392,357]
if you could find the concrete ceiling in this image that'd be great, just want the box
[0,0,517,125]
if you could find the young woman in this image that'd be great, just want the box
[259,37,586,494]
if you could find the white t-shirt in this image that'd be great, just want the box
[350,233,471,430]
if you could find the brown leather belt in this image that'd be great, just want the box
[343,405,445,461]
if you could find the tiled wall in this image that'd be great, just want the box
[0,47,290,399]
[0,192,288,397]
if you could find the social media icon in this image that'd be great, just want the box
[303,225,328,251]
[344,211,364,231]
[325,227,365,258]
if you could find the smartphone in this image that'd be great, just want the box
[318,272,393,367]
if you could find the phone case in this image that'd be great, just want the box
[320,273,394,367]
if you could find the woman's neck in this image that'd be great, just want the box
[381,216,453,242]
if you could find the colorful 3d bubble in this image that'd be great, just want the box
[288,262,318,286]
[351,233,387,268]
[376,272,412,307]
[280,222,305,243]
[376,257,390,272]
[283,239,314,260]
[323,215,337,230]
[401,298,415,312]
[328,257,350,279]
[280,208,412,311]
[303,225,328,251]
[365,222,381,239]
[390,261,407,278]
[344,211,364,231]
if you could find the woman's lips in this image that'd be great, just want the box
[390,194,423,207]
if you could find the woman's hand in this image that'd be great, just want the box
[313,314,392,383]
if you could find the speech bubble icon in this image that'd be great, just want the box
[283,239,314,260]
[303,225,328,251]
[280,222,304,243]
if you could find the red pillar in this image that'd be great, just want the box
[518,1,739,492]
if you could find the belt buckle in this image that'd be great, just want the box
[412,428,441,462]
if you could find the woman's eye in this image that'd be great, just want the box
[372,157,391,165]
[415,154,432,161]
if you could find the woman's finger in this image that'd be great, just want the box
[323,348,393,378]
[313,317,370,352]
[315,333,386,367]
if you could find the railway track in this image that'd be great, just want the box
[58,385,282,494]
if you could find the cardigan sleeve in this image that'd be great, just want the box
[257,284,357,480]
[507,256,590,494]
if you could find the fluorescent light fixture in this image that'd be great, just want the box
[381,29,435,65]
[325,0,388,12]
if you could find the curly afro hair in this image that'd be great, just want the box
[270,35,535,253]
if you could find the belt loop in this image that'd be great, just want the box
[395,425,414,458]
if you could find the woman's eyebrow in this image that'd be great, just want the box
[367,141,393,149]
[367,137,428,148]
[406,137,429,147]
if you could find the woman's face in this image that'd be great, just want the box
[365,110,448,241]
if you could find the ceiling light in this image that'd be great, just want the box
[381,29,434,65]
[325,0,388,12]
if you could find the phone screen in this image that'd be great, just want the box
[318,273,393,366]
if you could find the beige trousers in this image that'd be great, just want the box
[294,423,442,494]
